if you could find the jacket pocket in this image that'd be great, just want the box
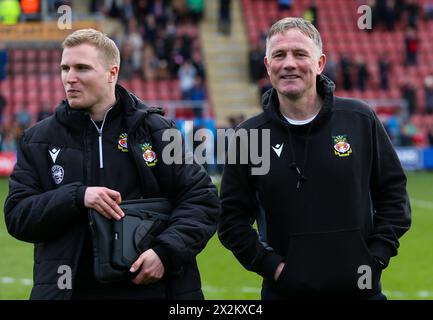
[275,229,381,298]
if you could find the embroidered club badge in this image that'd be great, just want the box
[140,143,157,167]
[333,135,352,157]
[118,133,128,152]
[51,165,64,184]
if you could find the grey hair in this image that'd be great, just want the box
[265,17,322,59]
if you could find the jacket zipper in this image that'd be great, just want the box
[90,108,113,169]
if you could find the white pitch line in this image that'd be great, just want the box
[411,198,433,210]
[201,285,226,293]
[202,286,433,298]
[384,290,433,299]
[202,285,260,294]
[416,291,433,299]
[0,277,33,286]
[1,277,14,284]
[20,279,33,285]
[240,287,261,293]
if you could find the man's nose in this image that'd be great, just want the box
[282,54,296,69]
[65,69,78,83]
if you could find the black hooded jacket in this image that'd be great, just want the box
[4,85,220,300]
[218,75,411,299]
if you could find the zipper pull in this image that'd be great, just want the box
[98,133,103,169]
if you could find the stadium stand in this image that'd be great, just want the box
[0,0,432,151]
[0,0,211,132]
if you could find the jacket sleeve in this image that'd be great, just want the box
[217,130,284,280]
[151,122,220,270]
[4,135,86,243]
[368,112,411,268]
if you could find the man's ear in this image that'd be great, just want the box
[108,65,119,83]
[317,54,326,75]
[264,56,271,77]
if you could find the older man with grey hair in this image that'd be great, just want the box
[218,17,411,300]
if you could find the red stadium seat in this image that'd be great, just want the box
[38,49,51,62]
[38,61,51,75]
[10,61,25,74]
[24,62,38,74]
[10,49,25,62]
[54,89,65,103]
[25,49,38,62]
[13,90,27,106]
[39,90,52,105]
[26,76,39,90]
[51,50,62,62]
[11,76,26,90]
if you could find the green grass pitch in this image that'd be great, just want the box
[1,171,432,299]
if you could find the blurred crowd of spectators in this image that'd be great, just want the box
[0,0,210,152]
[0,0,72,23]
[0,94,53,152]
[1,0,433,149]
[96,1,204,79]
[93,0,207,104]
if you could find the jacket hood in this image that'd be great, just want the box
[55,84,164,135]
[262,74,335,130]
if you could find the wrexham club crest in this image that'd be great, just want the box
[140,142,157,167]
[333,135,352,157]
[118,133,128,152]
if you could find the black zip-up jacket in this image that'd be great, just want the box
[4,85,220,300]
[218,75,411,299]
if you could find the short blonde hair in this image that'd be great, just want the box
[266,17,322,59]
[62,28,120,68]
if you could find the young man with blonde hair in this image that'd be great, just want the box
[5,29,219,300]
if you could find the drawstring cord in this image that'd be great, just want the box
[286,121,314,191]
